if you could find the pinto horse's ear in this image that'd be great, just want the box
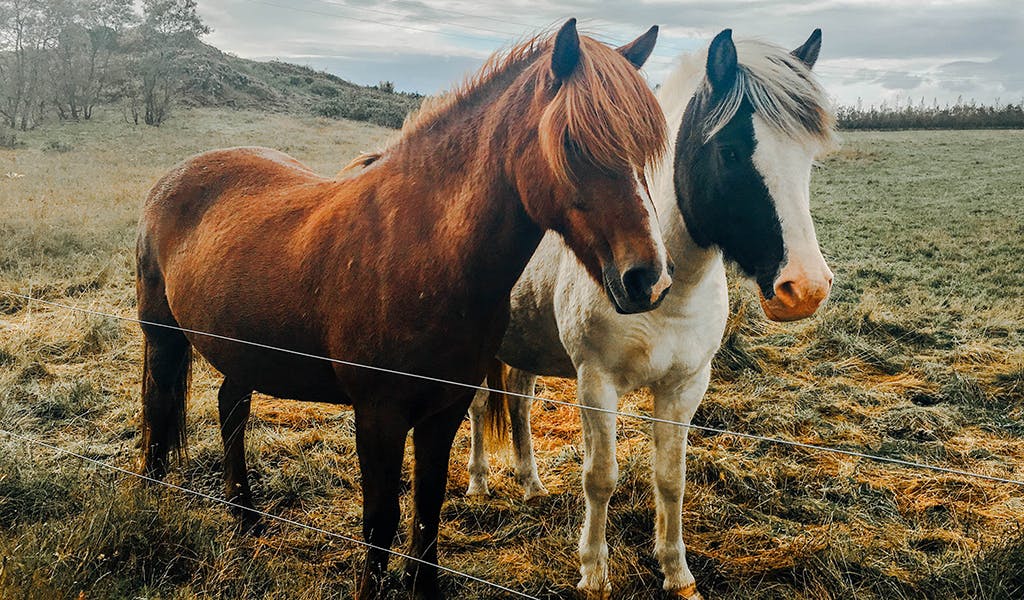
[706,29,738,94]
[616,25,659,69]
[551,18,581,80]
[792,28,822,69]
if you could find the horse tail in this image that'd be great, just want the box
[139,327,192,475]
[137,229,193,477]
[483,359,511,453]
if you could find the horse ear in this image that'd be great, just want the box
[706,29,737,94]
[551,18,581,80]
[792,28,822,69]
[616,25,659,69]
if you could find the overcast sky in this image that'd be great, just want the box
[198,1,1023,107]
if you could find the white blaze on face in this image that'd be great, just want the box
[750,116,833,320]
[637,173,673,303]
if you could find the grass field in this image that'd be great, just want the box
[1,108,1022,599]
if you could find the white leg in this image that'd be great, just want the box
[576,366,620,597]
[507,369,547,500]
[466,388,491,496]
[650,367,710,600]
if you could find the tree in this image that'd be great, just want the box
[49,0,135,120]
[0,0,58,130]
[124,0,208,126]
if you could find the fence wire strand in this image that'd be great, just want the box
[4,290,1022,487]
[0,427,540,599]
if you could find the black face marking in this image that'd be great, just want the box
[673,87,786,298]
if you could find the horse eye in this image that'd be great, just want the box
[721,148,739,164]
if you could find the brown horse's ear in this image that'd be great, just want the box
[551,18,581,79]
[706,29,737,95]
[617,25,659,69]
[792,28,822,69]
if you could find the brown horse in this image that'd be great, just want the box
[135,19,669,599]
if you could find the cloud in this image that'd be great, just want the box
[198,0,1024,104]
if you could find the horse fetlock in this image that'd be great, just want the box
[577,541,610,595]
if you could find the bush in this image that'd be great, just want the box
[838,99,1024,130]
[0,129,23,149]
[43,139,74,153]
[312,89,420,129]
[309,83,339,98]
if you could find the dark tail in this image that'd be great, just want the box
[483,359,511,454]
[139,328,192,476]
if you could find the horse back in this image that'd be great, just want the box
[141,147,323,240]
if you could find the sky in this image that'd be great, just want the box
[197,1,1024,107]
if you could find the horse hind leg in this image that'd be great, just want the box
[507,369,547,501]
[138,272,192,479]
[218,378,256,527]
[466,388,492,496]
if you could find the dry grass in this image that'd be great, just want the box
[1,114,1022,599]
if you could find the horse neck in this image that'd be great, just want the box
[651,62,723,290]
[365,81,545,300]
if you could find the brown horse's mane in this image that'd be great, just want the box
[353,30,666,184]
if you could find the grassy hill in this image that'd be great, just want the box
[177,40,422,129]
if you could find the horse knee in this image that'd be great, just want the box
[654,472,683,505]
[583,462,618,502]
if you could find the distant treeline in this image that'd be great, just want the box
[837,98,1024,130]
[0,0,419,135]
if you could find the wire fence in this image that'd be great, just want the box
[3,287,1023,594]
[4,290,1022,488]
[0,427,539,599]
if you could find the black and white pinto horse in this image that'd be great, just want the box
[468,29,838,598]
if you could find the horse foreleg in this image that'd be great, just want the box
[466,389,491,496]
[354,409,409,600]
[650,367,710,600]
[218,379,255,527]
[405,396,473,600]
[507,369,547,500]
[575,366,620,598]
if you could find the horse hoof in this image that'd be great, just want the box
[576,578,611,600]
[466,482,490,497]
[522,485,549,502]
[671,583,702,600]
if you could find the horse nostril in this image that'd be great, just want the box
[775,280,799,305]
[622,265,658,303]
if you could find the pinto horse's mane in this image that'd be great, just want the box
[353,31,666,183]
[663,38,837,147]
